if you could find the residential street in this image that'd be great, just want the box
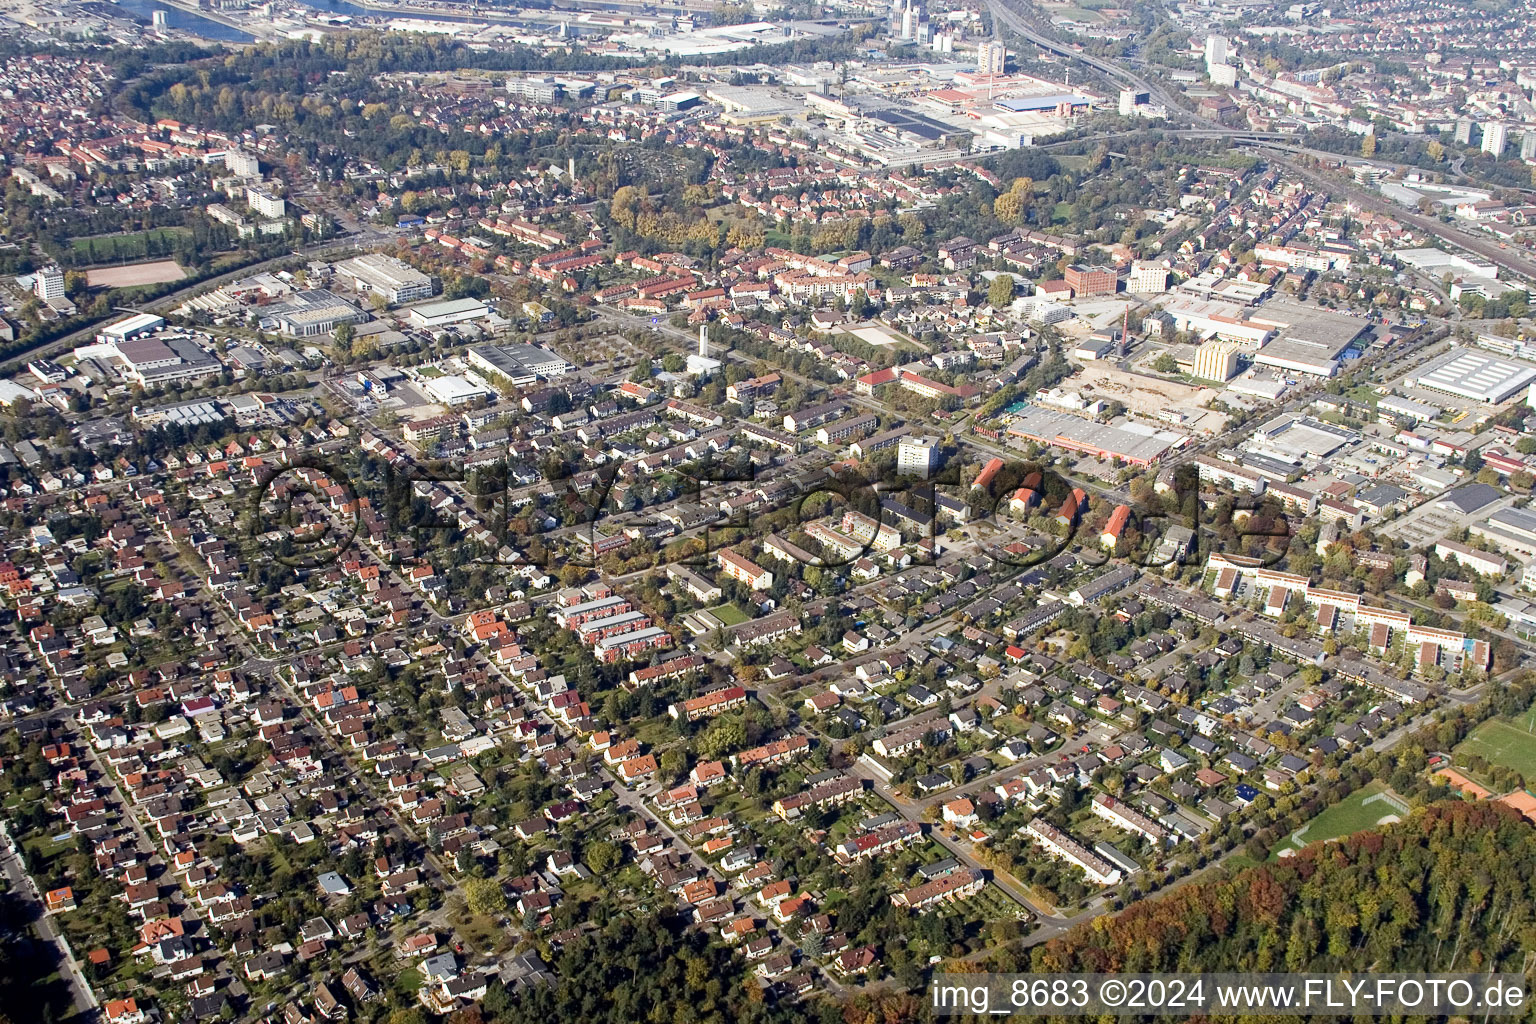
[0,825,98,1017]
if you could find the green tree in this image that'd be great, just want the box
[695,716,746,759]
[994,176,1033,224]
[464,877,506,916]
[610,185,643,232]
[584,840,619,876]
[988,275,1016,308]
[659,748,687,779]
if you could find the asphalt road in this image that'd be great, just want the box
[0,823,99,1016]
[985,0,1536,289]
[1255,148,1536,284]
[847,745,1079,922]
[0,229,395,376]
[986,0,1188,120]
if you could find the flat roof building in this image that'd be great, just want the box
[1473,506,1536,555]
[465,344,574,386]
[245,185,285,219]
[1006,407,1185,466]
[1160,297,1275,346]
[1410,349,1536,404]
[1064,264,1117,297]
[1129,261,1168,294]
[407,298,490,329]
[260,289,367,338]
[1396,247,1498,280]
[898,435,941,478]
[1252,337,1343,377]
[334,254,436,305]
[98,313,166,346]
[1194,340,1241,382]
[1377,394,1441,420]
[422,374,490,407]
[1249,302,1367,378]
[114,334,221,386]
[1439,482,1503,517]
[1246,414,1354,461]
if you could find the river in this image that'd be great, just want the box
[113,0,589,43]
[295,0,601,33]
[296,0,510,24]
[113,0,256,41]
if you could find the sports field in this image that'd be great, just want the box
[1275,781,1406,857]
[71,227,191,262]
[85,260,186,288]
[1455,711,1536,778]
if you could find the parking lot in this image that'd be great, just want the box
[1381,493,1517,547]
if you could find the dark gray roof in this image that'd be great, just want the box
[1438,482,1502,516]
[1356,482,1408,507]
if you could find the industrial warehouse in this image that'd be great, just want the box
[1409,348,1536,404]
[334,253,437,304]
[466,344,576,386]
[1005,406,1188,466]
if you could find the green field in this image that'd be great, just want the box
[1275,781,1406,857]
[708,603,750,627]
[70,227,192,263]
[1051,6,1105,21]
[1455,713,1536,778]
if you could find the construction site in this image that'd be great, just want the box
[1064,362,1231,435]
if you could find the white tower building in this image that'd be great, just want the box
[1204,34,1228,69]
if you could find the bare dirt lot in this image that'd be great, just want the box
[1066,362,1227,431]
[85,260,187,288]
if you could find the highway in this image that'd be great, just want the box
[986,0,1201,125]
[985,0,1536,288]
[1034,128,1300,151]
[146,0,287,39]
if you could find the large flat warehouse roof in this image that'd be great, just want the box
[1006,406,1185,465]
[1249,301,1368,377]
[1410,348,1536,403]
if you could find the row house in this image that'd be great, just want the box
[669,685,748,722]
[833,820,922,863]
[1091,793,1172,845]
[1024,819,1121,885]
[772,775,863,821]
[733,735,810,769]
[891,868,985,911]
